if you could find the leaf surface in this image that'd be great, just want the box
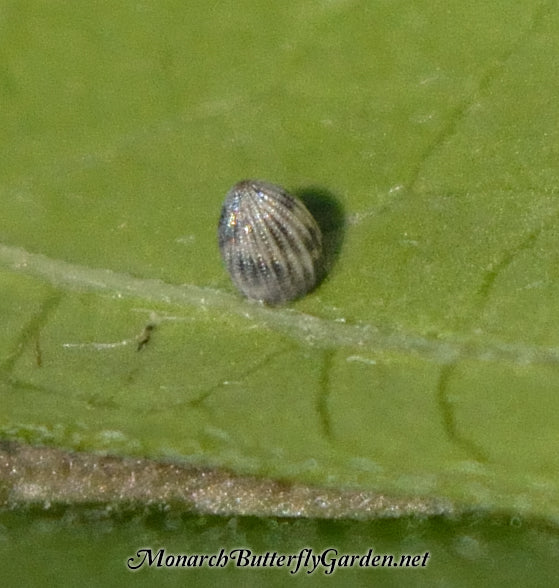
[1,0,558,526]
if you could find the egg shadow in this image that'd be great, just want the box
[294,186,345,289]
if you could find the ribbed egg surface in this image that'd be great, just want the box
[218,180,323,304]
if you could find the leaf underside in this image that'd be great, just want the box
[1,0,559,527]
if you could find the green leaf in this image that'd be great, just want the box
[2,508,558,587]
[2,0,559,580]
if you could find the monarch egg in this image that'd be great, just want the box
[218,180,323,304]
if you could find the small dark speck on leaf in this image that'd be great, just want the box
[35,338,42,367]
[137,323,156,351]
